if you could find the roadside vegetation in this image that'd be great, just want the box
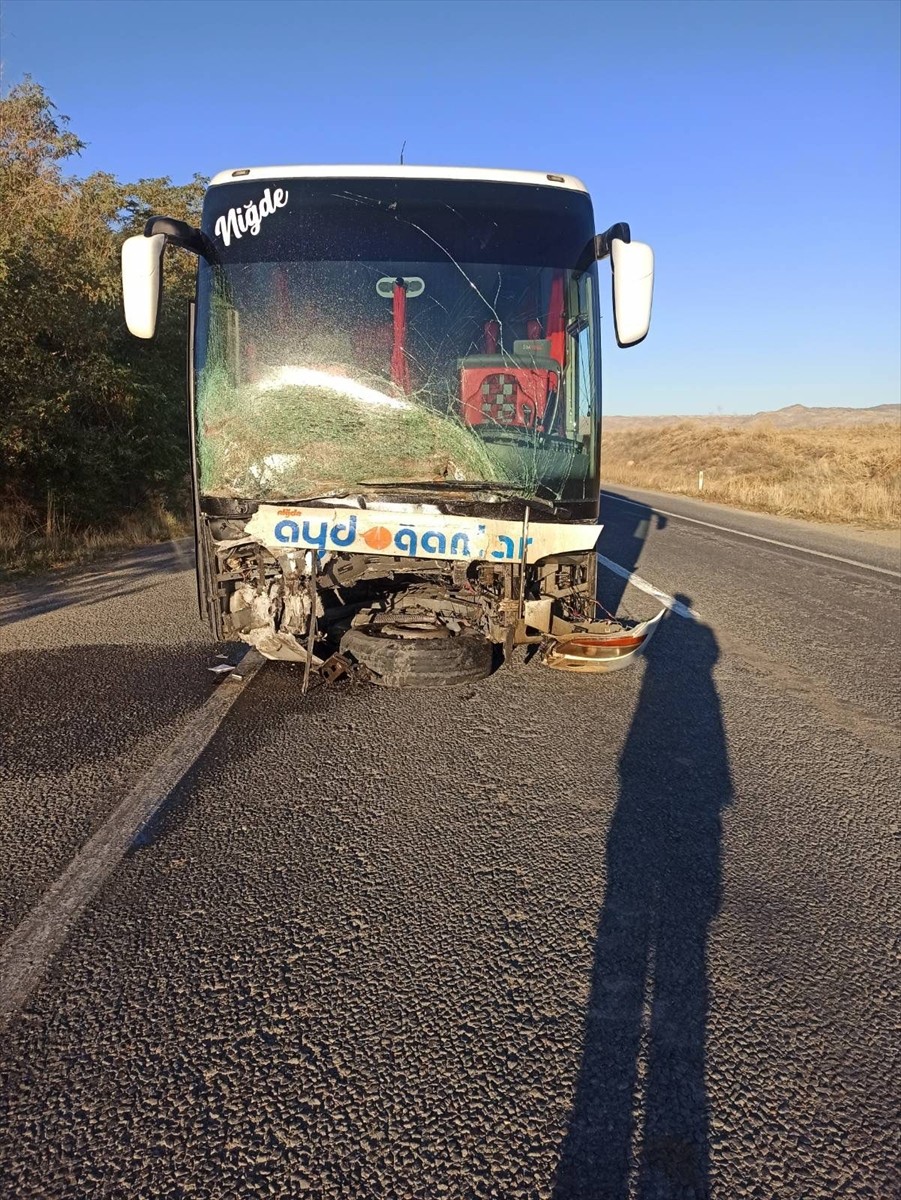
[602,420,901,528]
[0,79,201,575]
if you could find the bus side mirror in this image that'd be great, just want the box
[610,239,654,348]
[121,233,166,339]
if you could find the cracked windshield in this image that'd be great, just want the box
[196,178,599,504]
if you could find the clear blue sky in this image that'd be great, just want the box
[2,0,899,415]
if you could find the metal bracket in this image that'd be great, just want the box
[319,653,352,684]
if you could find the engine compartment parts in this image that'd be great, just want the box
[204,504,658,689]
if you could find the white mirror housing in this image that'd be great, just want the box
[121,233,166,339]
[610,239,654,348]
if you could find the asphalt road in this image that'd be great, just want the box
[0,490,898,1199]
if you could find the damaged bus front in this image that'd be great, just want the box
[122,166,655,687]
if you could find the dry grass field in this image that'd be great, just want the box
[601,419,901,527]
[0,503,188,578]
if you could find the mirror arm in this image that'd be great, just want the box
[144,217,216,262]
[574,223,633,275]
[594,223,632,262]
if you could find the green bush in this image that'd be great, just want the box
[0,78,205,537]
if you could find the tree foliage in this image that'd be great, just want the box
[0,78,205,528]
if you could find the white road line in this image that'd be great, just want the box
[0,650,266,1032]
[602,492,901,580]
[596,554,700,620]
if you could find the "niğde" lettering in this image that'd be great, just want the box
[214,187,289,247]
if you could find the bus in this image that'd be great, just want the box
[122,165,656,687]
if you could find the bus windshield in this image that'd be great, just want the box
[195,177,600,506]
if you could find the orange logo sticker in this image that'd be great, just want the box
[362,526,393,550]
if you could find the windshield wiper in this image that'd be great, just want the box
[292,490,351,502]
[361,480,560,509]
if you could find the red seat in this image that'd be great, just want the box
[459,363,560,432]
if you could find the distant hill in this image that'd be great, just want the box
[605,403,901,430]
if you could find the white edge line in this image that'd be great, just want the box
[602,492,901,580]
[0,650,266,1032]
[596,553,699,621]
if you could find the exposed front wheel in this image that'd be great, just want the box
[339,626,493,688]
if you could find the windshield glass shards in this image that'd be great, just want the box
[194,178,601,506]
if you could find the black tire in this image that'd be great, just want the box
[340,626,493,688]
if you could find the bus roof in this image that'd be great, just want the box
[208,164,588,193]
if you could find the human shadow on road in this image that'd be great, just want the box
[596,493,667,618]
[553,598,732,1200]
